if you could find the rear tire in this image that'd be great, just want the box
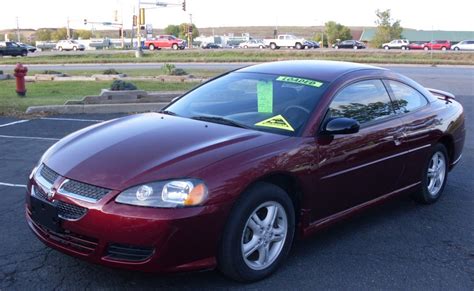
[424,46,429,51]
[353,45,358,50]
[441,46,447,51]
[334,45,339,49]
[295,43,302,50]
[172,44,178,50]
[218,182,295,282]
[454,47,460,51]
[149,44,155,50]
[413,144,449,204]
[58,47,63,51]
[270,43,277,50]
[21,50,28,57]
[384,46,389,50]
[73,46,77,51]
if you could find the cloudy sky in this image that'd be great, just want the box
[1,0,473,32]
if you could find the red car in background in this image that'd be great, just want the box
[145,35,186,50]
[422,40,451,51]
[407,41,425,50]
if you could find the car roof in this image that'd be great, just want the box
[236,60,384,82]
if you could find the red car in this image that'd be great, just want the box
[26,61,465,282]
[423,40,451,51]
[145,35,186,50]
[407,42,425,50]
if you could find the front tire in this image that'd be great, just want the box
[149,44,155,50]
[218,182,295,282]
[295,43,302,49]
[413,144,448,204]
[270,43,277,50]
[384,46,390,50]
[172,44,179,50]
[424,46,429,51]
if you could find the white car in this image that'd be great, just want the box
[239,39,265,49]
[382,39,409,50]
[56,40,86,51]
[452,40,474,51]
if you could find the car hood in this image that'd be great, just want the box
[44,113,286,190]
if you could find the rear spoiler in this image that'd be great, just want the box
[426,88,456,100]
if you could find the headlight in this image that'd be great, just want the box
[115,179,208,208]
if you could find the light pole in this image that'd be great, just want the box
[16,17,20,42]
[136,0,143,57]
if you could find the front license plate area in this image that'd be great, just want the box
[30,196,63,233]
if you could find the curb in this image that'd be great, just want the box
[25,103,169,115]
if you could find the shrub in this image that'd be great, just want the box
[162,63,175,75]
[103,68,121,75]
[110,80,138,91]
[171,68,187,76]
[0,70,3,75]
[41,70,63,75]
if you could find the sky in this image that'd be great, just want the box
[0,0,473,32]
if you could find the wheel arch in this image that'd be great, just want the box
[438,135,455,165]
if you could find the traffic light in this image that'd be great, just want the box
[84,19,87,25]
[182,0,186,11]
[133,15,137,26]
[188,25,193,34]
[139,8,145,25]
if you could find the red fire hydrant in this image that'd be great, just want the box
[14,63,28,97]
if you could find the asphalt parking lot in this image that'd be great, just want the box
[1,76,473,289]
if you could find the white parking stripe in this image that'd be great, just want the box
[40,117,104,122]
[0,120,30,128]
[0,182,27,188]
[0,135,60,141]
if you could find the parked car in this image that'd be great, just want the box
[333,40,366,49]
[26,60,465,282]
[0,41,28,57]
[422,40,451,51]
[264,34,306,50]
[56,40,85,51]
[16,42,37,52]
[451,40,474,51]
[304,40,320,49]
[408,41,425,50]
[382,39,409,50]
[201,43,221,49]
[239,39,265,49]
[145,35,186,50]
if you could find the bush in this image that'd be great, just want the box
[161,63,188,76]
[171,68,187,76]
[103,68,121,75]
[41,70,63,75]
[0,70,3,75]
[110,80,137,91]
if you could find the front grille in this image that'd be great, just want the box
[34,185,48,201]
[60,179,110,202]
[29,217,98,255]
[40,164,60,184]
[56,200,88,220]
[105,243,154,262]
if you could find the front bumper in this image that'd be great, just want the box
[25,178,232,273]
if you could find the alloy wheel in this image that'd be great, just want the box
[241,201,288,271]
[427,151,446,197]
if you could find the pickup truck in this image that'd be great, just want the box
[145,35,186,50]
[0,41,28,57]
[264,35,306,50]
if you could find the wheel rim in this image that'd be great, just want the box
[241,201,288,271]
[427,151,446,197]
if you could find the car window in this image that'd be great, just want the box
[386,80,428,113]
[327,80,395,124]
[166,72,329,136]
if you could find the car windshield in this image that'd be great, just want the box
[165,72,328,136]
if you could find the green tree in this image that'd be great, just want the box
[372,9,403,48]
[76,29,92,39]
[178,23,199,39]
[324,21,352,45]
[51,28,68,41]
[164,25,180,37]
[36,29,53,41]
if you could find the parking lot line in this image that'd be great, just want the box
[0,120,30,128]
[40,117,104,122]
[0,134,60,141]
[0,182,26,188]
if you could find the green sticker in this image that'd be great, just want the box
[257,81,273,113]
[276,76,323,88]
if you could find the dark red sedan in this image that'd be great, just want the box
[26,61,465,282]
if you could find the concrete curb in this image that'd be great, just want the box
[25,103,169,115]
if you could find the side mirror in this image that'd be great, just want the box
[323,117,360,135]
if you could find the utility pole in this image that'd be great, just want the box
[16,17,20,42]
[67,17,71,39]
[188,13,193,49]
[136,0,143,58]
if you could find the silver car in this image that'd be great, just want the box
[452,40,474,51]
[56,40,86,51]
[239,39,265,49]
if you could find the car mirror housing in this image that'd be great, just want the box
[323,117,360,135]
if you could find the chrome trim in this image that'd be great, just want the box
[322,144,432,179]
[31,185,86,221]
[57,179,99,203]
[33,166,54,196]
[452,154,463,166]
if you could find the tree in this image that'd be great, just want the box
[324,21,352,45]
[372,9,403,48]
[51,28,68,41]
[164,25,180,37]
[36,29,53,41]
[76,29,92,39]
[178,23,199,39]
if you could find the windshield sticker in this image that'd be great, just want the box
[276,76,323,88]
[255,115,295,132]
[257,81,273,113]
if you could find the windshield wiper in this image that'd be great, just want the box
[190,115,250,129]
[159,110,179,116]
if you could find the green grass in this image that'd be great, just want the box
[0,80,198,115]
[1,50,473,65]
